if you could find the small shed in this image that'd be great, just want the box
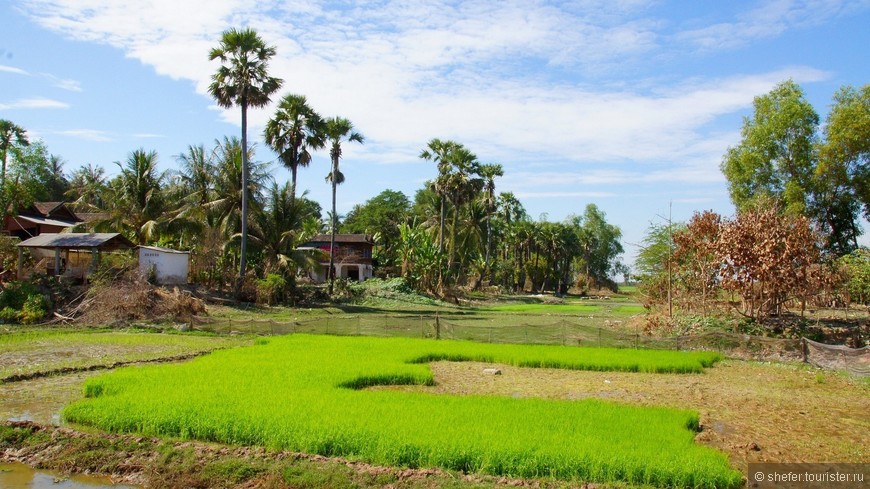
[16,233,135,279]
[138,246,189,285]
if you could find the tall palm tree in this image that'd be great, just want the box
[443,146,482,283]
[209,27,283,290]
[420,138,461,254]
[323,116,364,295]
[0,119,29,190]
[264,94,325,201]
[478,163,503,280]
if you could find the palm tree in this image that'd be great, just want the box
[264,94,324,201]
[93,149,167,244]
[420,138,461,254]
[176,144,215,210]
[209,27,283,290]
[478,163,503,281]
[0,119,29,191]
[249,183,319,276]
[323,116,364,295]
[209,136,270,242]
[66,164,106,209]
[443,146,482,283]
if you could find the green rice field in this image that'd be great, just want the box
[64,335,741,488]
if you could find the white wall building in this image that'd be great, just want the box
[138,246,189,285]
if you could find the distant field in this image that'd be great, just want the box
[478,303,602,313]
[64,335,738,488]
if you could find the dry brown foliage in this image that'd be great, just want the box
[77,275,206,324]
[717,205,821,319]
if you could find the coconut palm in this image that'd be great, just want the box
[0,120,29,190]
[264,94,325,201]
[92,149,167,244]
[248,183,319,276]
[209,27,283,289]
[66,163,107,209]
[176,144,216,211]
[323,116,364,295]
[208,136,270,241]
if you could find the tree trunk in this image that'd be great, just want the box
[237,102,249,297]
[290,164,298,202]
[448,199,460,285]
[328,155,338,295]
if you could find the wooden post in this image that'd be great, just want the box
[54,247,61,277]
[17,247,24,279]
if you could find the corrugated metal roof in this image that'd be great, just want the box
[138,245,190,254]
[17,233,134,250]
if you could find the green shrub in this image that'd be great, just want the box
[0,307,19,323]
[256,273,288,306]
[19,293,47,324]
[0,280,49,324]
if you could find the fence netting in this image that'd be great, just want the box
[189,315,867,376]
[804,338,870,377]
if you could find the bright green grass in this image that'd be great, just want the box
[479,303,602,314]
[64,335,739,488]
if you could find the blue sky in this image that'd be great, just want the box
[2,0,869,267]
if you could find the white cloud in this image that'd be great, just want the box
[0,97,69,110]
[57,129,112,142]
[11,0,842,189]
[0,64,30,75]
[675,0,868,52]
[41,73,82,92]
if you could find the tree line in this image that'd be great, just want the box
[637,80,870,320]
[0,27,625,300]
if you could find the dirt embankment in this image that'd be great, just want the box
[1,421,596,489]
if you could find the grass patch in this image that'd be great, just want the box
[613,305,646,316]
[65,335,737,488]
[479,303,601,314]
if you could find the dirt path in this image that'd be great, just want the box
[376,359,870,472]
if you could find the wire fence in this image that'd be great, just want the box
[190,314,868,375]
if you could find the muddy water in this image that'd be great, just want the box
[1,373,142,488]
[0,371,99,425]
[0,462,134,488]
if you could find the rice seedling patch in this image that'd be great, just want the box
[64,335,740,488]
